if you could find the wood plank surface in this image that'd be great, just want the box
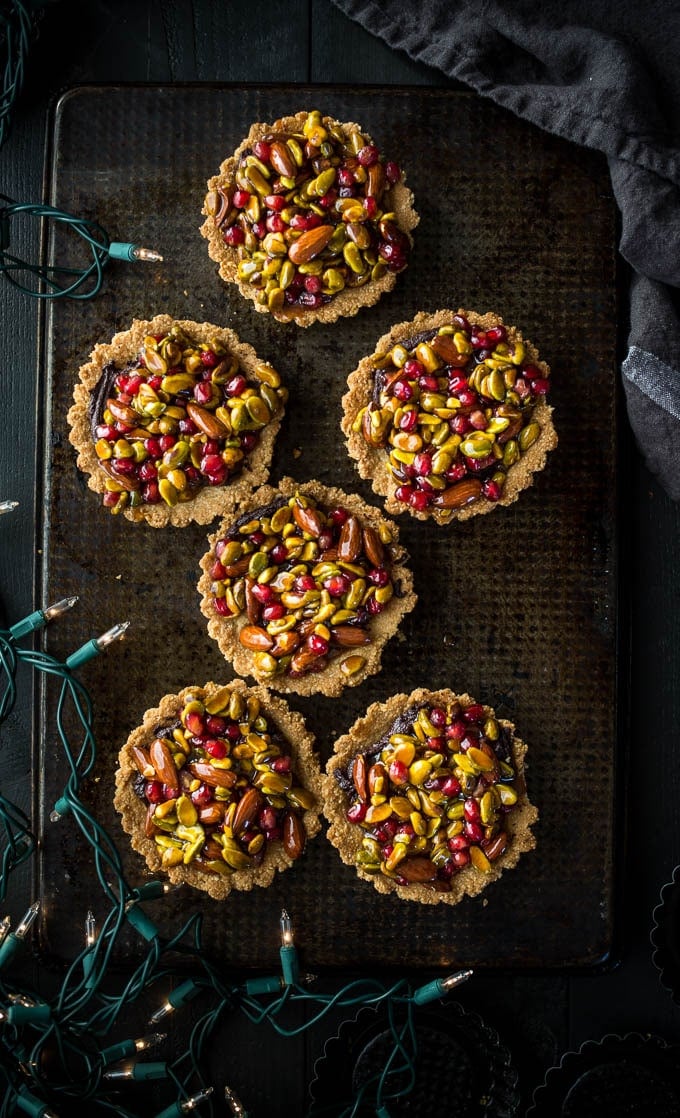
[1,1,679,1113]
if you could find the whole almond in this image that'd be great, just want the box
[269,140,296,178]
[288,225,334,265]
[432,478,483,509]
[398,856,438,883]
[186,402,228,438]
[282,811,306,860]
[293,502,325,537]
[232,787,263,833]
[107,398,139,426]
[239,625,274,652]
[131,744,153,777]
[353,754,368,801]
[337,515,361,561]
[188,761,237,789]
[362,525,385,567]
[149,738,179,789]
[330,625,371,648]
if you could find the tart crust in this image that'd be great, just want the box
[113,679,322,900]
[200,111,419,327]
[323,687,538,906]
[67,314,284,527]
[197,476,417,697]
[341,309,558,523]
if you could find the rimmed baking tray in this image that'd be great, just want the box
[36,84,620,971]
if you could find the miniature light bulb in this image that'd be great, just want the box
[85,910,96,948]
[224,1085,249,1116]
[15,901,40,938]
[65,621,130,669]
[107,242,163,263]
[278,909,299,986]
[0,500,18,514]
[279,909,294,947]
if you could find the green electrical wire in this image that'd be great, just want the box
[0,195,163,300]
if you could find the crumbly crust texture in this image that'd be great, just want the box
[67,314,284,527]
[341,308,558,523]
[200,111,419,327]
[113,679,322,900]
[323,687,538,906]
[197,476,417,697]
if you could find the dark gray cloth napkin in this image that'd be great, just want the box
[332,0,680,496]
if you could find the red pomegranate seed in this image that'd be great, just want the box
[469,410,488,430]
[185,711,205,736]
[485,325,507,345]
[329,506,349,526]
[452,849,471,867]
[337,167,354,187]
[251,220,266,239]
[178,418,198,435]
[264,193,286,212]
[363,195,378,218]
[249,530,265,545]
[262,603,286,622]
[308,634,329,656]
[200,349,218,368]
[141,481,160,503]
[162,783,177,801]
[464,798,481,822]
[457,388,478,407]
[448,834,469,852]
[394,484,413,504]
[398,409,418,432]
[418,375,439,392]
[378,242,406,269]
[295,575,317,592]
[202,454,224,476]
[213,596,232,616]
[367,567,389,587]
[233,189,250,208]
[270,543,288,564]
[304,274,323,294]
[251,582,274,604]
[441,776,462,797]
[223,224,245,246]
[194,381,213,405]
[289,212,322,231]
[145,781,163,804]
[205,716,227,735]
[392,379,413,402]
[138,461,157,481]
[408,489,430,511]
[385,161,401,183]
[266,214,286,233]
[225,722,241,741]
[413,452,432,477]
[191,784,213,806]
[210,559,227,580]
[102,492,119,507]
[357,144,379,166]
[240,433,258,453]
[204,739,227,759]
[325,573,351,597]
[259,806,277,831]
[144,436,162,458]
[298,291,323,308]
[531,378,550,395]
[272,756,291,774]
[466,454,496,473]
[482,480,502,501]
[470,331,487,348]
[367,596,384,614]
[514,378,531,399]
[319,189,338,209]
[159,435,176,452]
[111,457,136,475]
[444,464,468,484]
[447,719,467,740]
[464,703,485,723]
[96,424,117,441]
[465,822,484,843]
[252,140,271,162]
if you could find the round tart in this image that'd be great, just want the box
[67,315,287,526]
[342,309,557,523]
[200,109,418,326]
[114,680,321,899]
[323,687,537,905]
[197,477,417,697]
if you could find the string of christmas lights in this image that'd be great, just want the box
[0,503,474,1117]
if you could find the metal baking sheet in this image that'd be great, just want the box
[36,84,620,970]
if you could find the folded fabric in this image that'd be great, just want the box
[332,0,680,497]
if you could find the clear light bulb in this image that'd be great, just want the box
[96,621,130,649]
[85,910,96,948]
[15,901,40,938]
[279,909,294,947]
[43,596,78,621]
[0,500,18,514]
[135,1032,166,1052]
[224,1085,248,1116]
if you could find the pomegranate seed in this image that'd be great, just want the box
[448,834,469,852]
[138,461,157,481]
[264,193,286,212]
[265,827,282,843]
[96,424,117,441]
[465,822,484,843]
[295,575,317,592]
[210,559,227,580]
[178,418,198,435]
[447,719,467,740]
[144,781,163,804]
[382,844,394,860]
[259,807,277,831]
[162,783,177,801]
[289,212,321,231]
[308,634,329,656]
[193,381,213,405]
[378,242,406,269]
[325,506,346,526]
[252,140,271,161]
[337,167,354,187]
[270,543,288,564]
[470,331,487,348]
[191,784,213,806]
[185,711,205,737]
[466,454,496,473]
[225,722,241,741]
[233,189,250,208]
[486,325,507,344]
[367,596,384,615]
[266,213,286,233]
[209,465,228,485]
[144,437,162,458]
[452,849,470,867]
[445,463,468,483]
[456,388,478,407]
[205,716,227,735]
[204,739,227,759]
[272,756,292,774]
[482,480,502,501]
[367,567,389,587]
[251,221,266,239]
[262,602,286,622]
[213,596,232,616]
[441,776,462,797]
[317,530,333,550]
[103,492,119,507]
[426,736,446,753]
[385,161,401,183]
[408,489,430,511]
[418,375,439,392]
[452,312,471,331]
[413,452,432,477]
[515,378,531,399]
[531,378,550,395]
[304,274,323,294]
[202,453,224,476]
[185,467,200,484]
[325,573,351,597]
[240,432,258,453]
[389,759,408,785]
[141,481,160,503]
[159,435,176,452]
[363,195,377,219]
[398,409,418,432]
[111,457,136,475]
[319,189,338,209]
[199,350,218,368]
[397,823,415,838]
[249,530,265,545]
[203,439,221,457]
[394,484,413,504]
[116,391,132,405]
[464,798,481,822]
[251,582,274,604]
[357,144,379,166]
[223,374,245,397]
[469,410,488,430]
[392,379,413,402]
[298,291,323,308]
[223,224,245,246]
[464,703,485,723]
[428,707,446,728]
[448,374,468,393]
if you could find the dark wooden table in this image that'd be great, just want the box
[1,2,679,1114]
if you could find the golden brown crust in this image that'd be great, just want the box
[197,476,417,696]
[323,687,538,906]
[67,314,284,527]
[113,679,321,899]
[341,308,558,524]
[199,111,419,327]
